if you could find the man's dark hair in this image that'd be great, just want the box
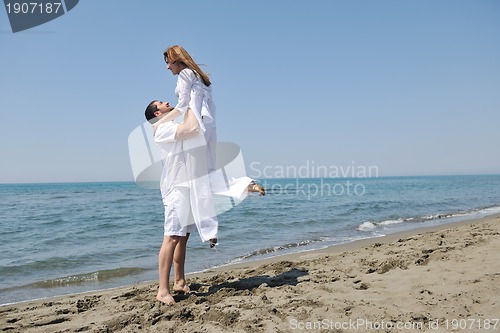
[145,100,159,124]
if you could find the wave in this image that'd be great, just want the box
[357,217,415,231]
[357,221,377,231]
[50,195,70,199]
[235,239,323,261]
[2,267,148,291]
[110,198,136,204]
[357,204,500,232]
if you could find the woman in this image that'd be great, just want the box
[153,45,264,241]
[155,45,217,171]
[159,45,264,194]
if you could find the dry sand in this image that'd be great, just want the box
[1,215,499,332]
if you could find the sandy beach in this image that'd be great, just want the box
[1,215,499,332]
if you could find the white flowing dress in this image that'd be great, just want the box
[174,68,217,171]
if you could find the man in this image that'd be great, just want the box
[145,100,264,304]
[145,100,201,304]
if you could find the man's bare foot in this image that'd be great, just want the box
[156,293,175,305]
[173,283,191,294]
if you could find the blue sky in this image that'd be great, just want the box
[1,0,499,183]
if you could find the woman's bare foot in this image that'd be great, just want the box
[209,238,218,249]
[173,282,191,294]
[248,181,265,196]
[156,293,175,305]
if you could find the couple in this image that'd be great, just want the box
[145,45,264,305]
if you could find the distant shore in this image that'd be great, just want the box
[2,214,499,332]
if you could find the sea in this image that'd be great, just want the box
[1,175,500,305]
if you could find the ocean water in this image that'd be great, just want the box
[1,175,500,305]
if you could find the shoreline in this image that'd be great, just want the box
[193,212,500,272]
[2,213,499,332]
[3,213,499,305]
[3,213,496,308]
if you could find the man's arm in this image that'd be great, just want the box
[153,108,182,134]
[175,109,199,140]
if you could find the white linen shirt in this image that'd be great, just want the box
[154,121,188,200]
[154,119,253,242]
[154,120,218,241]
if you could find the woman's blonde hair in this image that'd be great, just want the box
[163,45,211,87]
